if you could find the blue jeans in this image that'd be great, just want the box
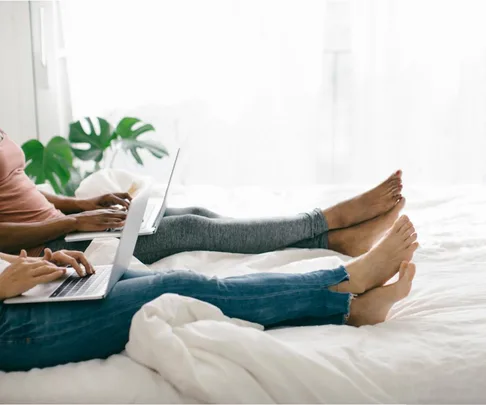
[0,267,351,372]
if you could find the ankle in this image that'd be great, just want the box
[328,228,362,257]
[327,229,345,252]
[322,206,345,230]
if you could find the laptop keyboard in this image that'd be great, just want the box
[108,203,155,231]
[50,265,112,298]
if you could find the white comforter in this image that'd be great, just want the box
[1,173,486,403]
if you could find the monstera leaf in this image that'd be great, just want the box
[22,136,73,194]
[69,117,114,162]
[114,117,168,165]
[60,166,84,197]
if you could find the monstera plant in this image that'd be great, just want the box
[22,117,168,195]
[22,136,74,194]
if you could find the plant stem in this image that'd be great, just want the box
[109,144,120,168]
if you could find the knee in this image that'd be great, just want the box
[176,214,208,232]
[187,206,216,218]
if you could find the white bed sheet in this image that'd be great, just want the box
[1,182,486,403]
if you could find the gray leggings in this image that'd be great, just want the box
[46,207,329,264]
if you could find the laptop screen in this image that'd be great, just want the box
[105,185,151,293]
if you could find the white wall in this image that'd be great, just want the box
[0,1,38,145]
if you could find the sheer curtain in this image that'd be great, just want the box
[349,0,486,185]
[60,0,486,185]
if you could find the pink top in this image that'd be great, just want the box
[0,130,63,226]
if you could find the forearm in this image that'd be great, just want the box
[0,217,78,253]
[41,192,84,214]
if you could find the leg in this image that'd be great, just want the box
[164,171,404,231]
[51,170,404,262]
[0,267,351,371]
[132,208,329,263]
[48,207,328,263]
[49,201,404,264]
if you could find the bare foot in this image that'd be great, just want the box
[346,261,416,326]
[323,170,403,229]
[328,197,406,257]
[331,215,418,294]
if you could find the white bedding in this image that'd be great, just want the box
[1,173,486,403]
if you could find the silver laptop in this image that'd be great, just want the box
[4,186,152,304]
[65,149,180,242]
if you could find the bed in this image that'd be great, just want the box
[1,175,486,403]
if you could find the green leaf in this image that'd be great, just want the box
[114,117,168,166]
[22,136,73,194]
[60,166,84,197]
[69,117,113,162]
[120,139,169,166]
[115,117,155,139]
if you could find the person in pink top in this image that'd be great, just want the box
[0,129,419,372]
[0,129,130,256]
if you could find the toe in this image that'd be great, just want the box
[388,172,399,181]
[394,215,410,232]
[389,182,401,192]
[398,261,409,278]
[401,263,416,284]
[392,187,402,197]
[406,232,418,244]
[406,241,419,255]
[396,197,406,208]
[402,225,415,239]
[407,262,416,280]
[389,179,401,188]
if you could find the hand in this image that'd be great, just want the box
[78,193,132,212]
[0,250,66,300]
[42,248,95,277]
[70,209,127,232]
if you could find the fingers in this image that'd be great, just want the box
[35,268,67,284]
[114,192,132,201]
[99,210,126,228]
[109,194,130,209]
[89,210,127,228]
[102,209,127,219]
[67,251,95,275]
[56,252,85,277]
[31,264,66,277]
[102,219,125,227]
[19,250,28,258]
[43,248,53,261]
[92,208,127,219]
[26,260,56,270]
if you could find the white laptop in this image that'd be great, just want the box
[4,185,152,304]
[65,148,180,243]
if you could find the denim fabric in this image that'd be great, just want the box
[0,266,350,372]
[46,206,329,264]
